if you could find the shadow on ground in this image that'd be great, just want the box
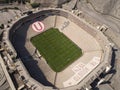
[10,15,56,87]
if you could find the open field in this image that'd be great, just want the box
[31,28,82,72]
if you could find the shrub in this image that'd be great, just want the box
[0,24,4,29]
[14,7,19,10]
[31,3,40,8]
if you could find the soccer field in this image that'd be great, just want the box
[31,28,82,72]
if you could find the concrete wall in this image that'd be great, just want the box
[7,8,112,90]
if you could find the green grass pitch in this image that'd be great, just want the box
[31,28,82,72]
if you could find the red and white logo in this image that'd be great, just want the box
[32,21,44,32]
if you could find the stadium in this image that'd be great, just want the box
[7,8,112,90]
